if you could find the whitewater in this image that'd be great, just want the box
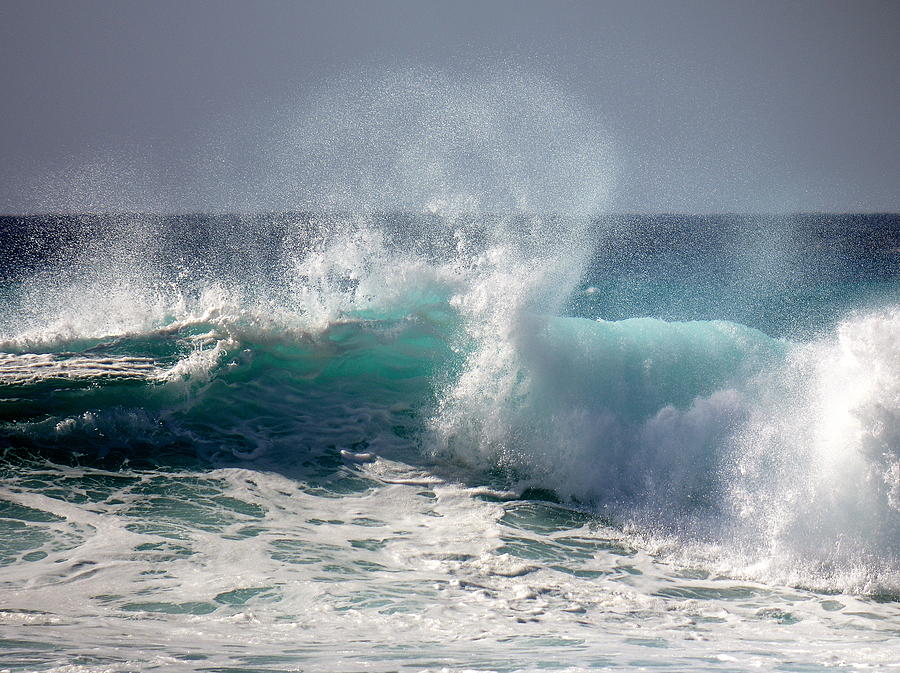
[1,72,898,672]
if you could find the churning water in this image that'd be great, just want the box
[1,71,898,672]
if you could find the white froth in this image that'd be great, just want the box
[2,464,898,672]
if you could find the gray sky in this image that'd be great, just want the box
[1,0,897,214]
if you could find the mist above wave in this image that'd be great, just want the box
[1,66,897,596]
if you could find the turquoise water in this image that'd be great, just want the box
[0,213,898,672]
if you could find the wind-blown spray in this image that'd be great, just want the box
[0,67,898,673]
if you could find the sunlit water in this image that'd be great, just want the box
[0,211,897,672]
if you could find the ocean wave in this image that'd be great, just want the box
[0,212,897,594]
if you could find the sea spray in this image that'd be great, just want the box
[725,308,900,591]
[1,69,898,602]
[252,68,614,217]
[1,217,899,673]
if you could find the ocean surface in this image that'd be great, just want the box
[0,212,898,672]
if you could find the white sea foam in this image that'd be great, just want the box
[1,67,898,671]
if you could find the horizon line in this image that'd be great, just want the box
[1,210,898,219]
